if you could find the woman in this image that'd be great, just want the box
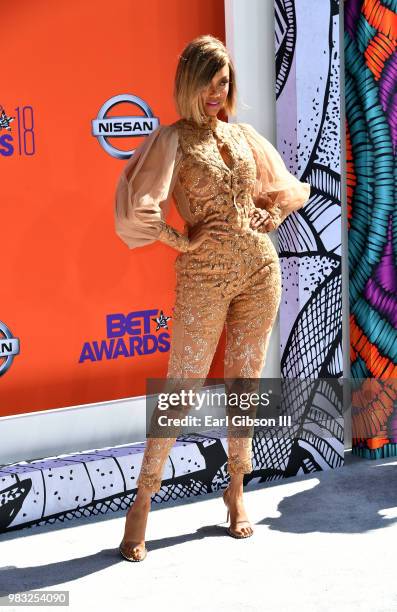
[115,34,311,562]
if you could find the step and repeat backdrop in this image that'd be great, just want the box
[1,0,226,416]
[5,0,388,465]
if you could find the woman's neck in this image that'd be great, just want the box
[183,114,219,130]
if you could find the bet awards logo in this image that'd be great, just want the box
[91,94,160,160]
[79,309,172,363]
[0,321,20,376]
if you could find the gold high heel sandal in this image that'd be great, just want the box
[222,487,254,539]
[119,539,147,562]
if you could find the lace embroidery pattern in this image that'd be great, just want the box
[158,219,190,252]
[137,118,283,493]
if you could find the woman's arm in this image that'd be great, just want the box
[239,123,311,231]
[157,219,189,252]
[114,125,190,252]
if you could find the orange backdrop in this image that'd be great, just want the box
[1,0,226,416]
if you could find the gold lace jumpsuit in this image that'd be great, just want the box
[115,115,311,493]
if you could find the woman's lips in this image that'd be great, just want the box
[206,101,219,106]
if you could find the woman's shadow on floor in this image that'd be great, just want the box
[0,453,396,596]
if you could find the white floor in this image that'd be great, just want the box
[1,451,396,612]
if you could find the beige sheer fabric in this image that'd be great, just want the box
[114,116,311,493]
[115,125,189,252]
[239,122,311,230]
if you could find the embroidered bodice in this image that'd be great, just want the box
[114,115,311,252]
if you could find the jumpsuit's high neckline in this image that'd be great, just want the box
[182,114,220,131]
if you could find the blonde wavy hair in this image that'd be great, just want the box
[174,34,237,125]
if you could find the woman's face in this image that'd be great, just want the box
[200,64,230,117]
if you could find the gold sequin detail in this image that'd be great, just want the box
[136,117,284,493]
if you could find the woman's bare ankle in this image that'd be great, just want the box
[228,476,244,498]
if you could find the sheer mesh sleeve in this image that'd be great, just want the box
[239,122,311,231]
[114,124,189,252]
